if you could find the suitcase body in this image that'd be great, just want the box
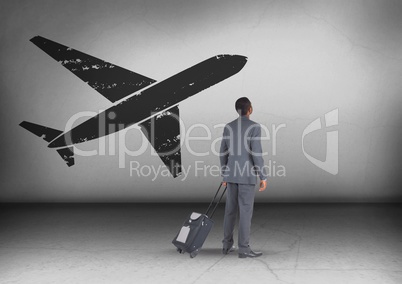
[172,183,227,258]
[172,212,214,258]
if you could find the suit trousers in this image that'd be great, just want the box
[222,182,256,253]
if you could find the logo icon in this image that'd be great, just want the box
[302,109,338,175]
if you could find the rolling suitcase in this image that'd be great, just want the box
[172,183,227,258]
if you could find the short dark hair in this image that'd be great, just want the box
[235,97,251,115]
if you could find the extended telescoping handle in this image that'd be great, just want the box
[205,182,227,219]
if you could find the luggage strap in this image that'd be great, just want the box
[205,183,227,219]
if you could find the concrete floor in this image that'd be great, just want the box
[0,204,401,284]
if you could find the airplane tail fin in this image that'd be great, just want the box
[19,121,75,167]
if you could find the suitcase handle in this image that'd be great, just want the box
[205,182,227,219]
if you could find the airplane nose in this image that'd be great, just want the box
[216,54,247,62]
[234,55,247,66]
[226,54,248,70]
[211,54,247,77]
[233,55,248,61]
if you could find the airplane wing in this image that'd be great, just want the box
[30,36,156,103]
[139,105,182,177]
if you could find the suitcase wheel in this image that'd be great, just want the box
[190,249,199,258]
[177,248,185,254]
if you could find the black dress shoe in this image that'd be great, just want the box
[222,246,235,255]
[238,250,263,258]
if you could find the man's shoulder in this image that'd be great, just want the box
[247,118,261,127]
[243,118,261,131]
[225,119,238,128]
[225,117,261,129]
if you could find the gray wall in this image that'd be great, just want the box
[1,0,401,202]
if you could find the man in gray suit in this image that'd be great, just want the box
[220,97,267,258]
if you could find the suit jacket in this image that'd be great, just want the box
[220,116,267,185]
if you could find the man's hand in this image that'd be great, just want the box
[222,181,227,187]
[259,180,267,192]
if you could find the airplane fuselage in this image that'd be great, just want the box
[48,55,247,148]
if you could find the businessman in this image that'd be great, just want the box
[220,97,267,258]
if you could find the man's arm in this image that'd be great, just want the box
[219,125,229,180]
[250,124,267,191]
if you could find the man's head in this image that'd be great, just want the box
[235,97,252,116]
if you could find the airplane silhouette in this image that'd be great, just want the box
[20,36,247,177]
